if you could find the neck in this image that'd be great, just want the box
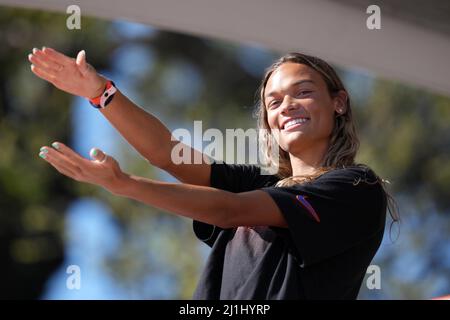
[289,142,328,176]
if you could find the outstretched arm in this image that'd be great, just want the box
[117,175,286,228]
[29,47,210,186]
[38,143,286,228]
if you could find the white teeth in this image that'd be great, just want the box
[284,118,309,129]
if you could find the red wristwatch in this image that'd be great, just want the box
[89,80,117,109]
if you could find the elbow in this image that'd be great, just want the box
[214,215,235,229]
[215,215,234,229]
[213,197,241,229]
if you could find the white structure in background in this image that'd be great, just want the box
[1,0,449,96]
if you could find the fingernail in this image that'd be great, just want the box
[39,152,47,159]
[91,149,98,157]
[28,54,33,60]
[40,147,48,153]
[33,48,38,54]
[52,142,60,149]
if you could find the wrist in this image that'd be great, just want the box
[88,76,108,99]
[108,172,132,196]
[88,79,117,109]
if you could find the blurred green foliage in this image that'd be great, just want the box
[0,6,449,299]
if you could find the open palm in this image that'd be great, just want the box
[38,141,126,194]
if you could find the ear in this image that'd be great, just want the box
[333,90,348,115]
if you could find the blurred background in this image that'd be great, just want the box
[0,1,449,299]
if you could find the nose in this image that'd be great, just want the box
[280,95,298,114]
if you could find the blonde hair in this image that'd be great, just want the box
[255,52,400,228]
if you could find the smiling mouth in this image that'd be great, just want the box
[282,118,310,130]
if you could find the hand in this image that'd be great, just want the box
[38,142,128,194]
[28,47,107,99]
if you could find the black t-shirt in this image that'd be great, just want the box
[192,162,387,300]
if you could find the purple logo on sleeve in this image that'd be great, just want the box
[296,195,321,223]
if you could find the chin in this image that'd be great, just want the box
[280,137,308,154]
[280,131,305,146]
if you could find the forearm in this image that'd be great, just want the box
[99,90,177,168]
[114,174,237,228]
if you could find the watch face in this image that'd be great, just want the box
[104,95,114,107]
[99,84,117,108]
[89,80,117,109]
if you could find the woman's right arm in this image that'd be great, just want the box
[98,90,211,186]
[28,47,211,186]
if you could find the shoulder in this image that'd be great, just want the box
[277,164,387,205]
[313,164,386,208]
[313,164,380,187]
[271,164,384,197]
[320,164,377,179]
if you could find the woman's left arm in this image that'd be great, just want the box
[38,142,286,229]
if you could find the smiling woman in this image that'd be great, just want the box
[257,53,357,182]
[29,47,398,300]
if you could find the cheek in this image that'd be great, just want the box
[266,112,280,137]
[266,111,277,127]
[265,112,282,145]
[314,112,335,136]
[308,101,335,132]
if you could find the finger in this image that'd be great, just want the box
[32,48,64,71]
[30,64,57,82]
[34,47,65,66]
[28,52,62,74]
[89,147,109,164]
[41,146,82,170]
[51,141,88,164]
[42,46,74,65]
[39,148,80,178]
[76,50,89,77]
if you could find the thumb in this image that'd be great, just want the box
[89,147,108,163]
[76,50,89,76]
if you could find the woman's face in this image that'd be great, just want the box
[264,62,342,155]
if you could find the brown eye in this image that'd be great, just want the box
[296,90,312,97]
[269,100,280,109]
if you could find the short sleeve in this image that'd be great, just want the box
[262,166,387,267]
[193,162,279,247]
[209,162,279,192]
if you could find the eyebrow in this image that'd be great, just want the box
[265,79,315,99]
